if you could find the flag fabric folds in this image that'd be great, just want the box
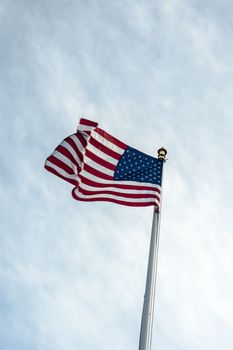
[45,118,163,210]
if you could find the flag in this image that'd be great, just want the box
[45,118,163,210]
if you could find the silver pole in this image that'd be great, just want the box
[138,209,160,350]
[138,147,167,350]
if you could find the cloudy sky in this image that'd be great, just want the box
[1,1,233,349]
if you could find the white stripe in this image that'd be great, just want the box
[77,124,95,132]
[69,134,85,153]
[61,140,82,164]
[92,130,125,155]
[46,160,78,180]
[80,170,160,189]
[74,190,158,203]
[53,150,80,170]
[84,155,114,177]
[85,143,118,166]
[79,182,159,196]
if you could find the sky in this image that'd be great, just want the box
[1,0,233,349]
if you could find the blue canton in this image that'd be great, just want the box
[114,146,163,185]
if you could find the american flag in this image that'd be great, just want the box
[45,118,163,210]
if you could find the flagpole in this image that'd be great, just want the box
[139,147,167,350]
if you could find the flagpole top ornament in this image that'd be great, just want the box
[157,147,167,161]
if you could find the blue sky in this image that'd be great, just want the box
[1,1,233,349]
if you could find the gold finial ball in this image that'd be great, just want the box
[157,147,167,160]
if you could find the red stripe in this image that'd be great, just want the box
[79,118,98,127]
[79,174,161,193]
[72,189,158,207]
[47,155,75,175]
[75,133,87,148]
[64,137,84,162]
[56,145,81,172]
[78,186,160,200]
[85,149,115,171]
[45,165,78,186]
[89,137,121,160]
[95,127,127,150]
[83,164,113,181]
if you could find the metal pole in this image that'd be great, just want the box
[138,147,167,350]
[138,209,160,350]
